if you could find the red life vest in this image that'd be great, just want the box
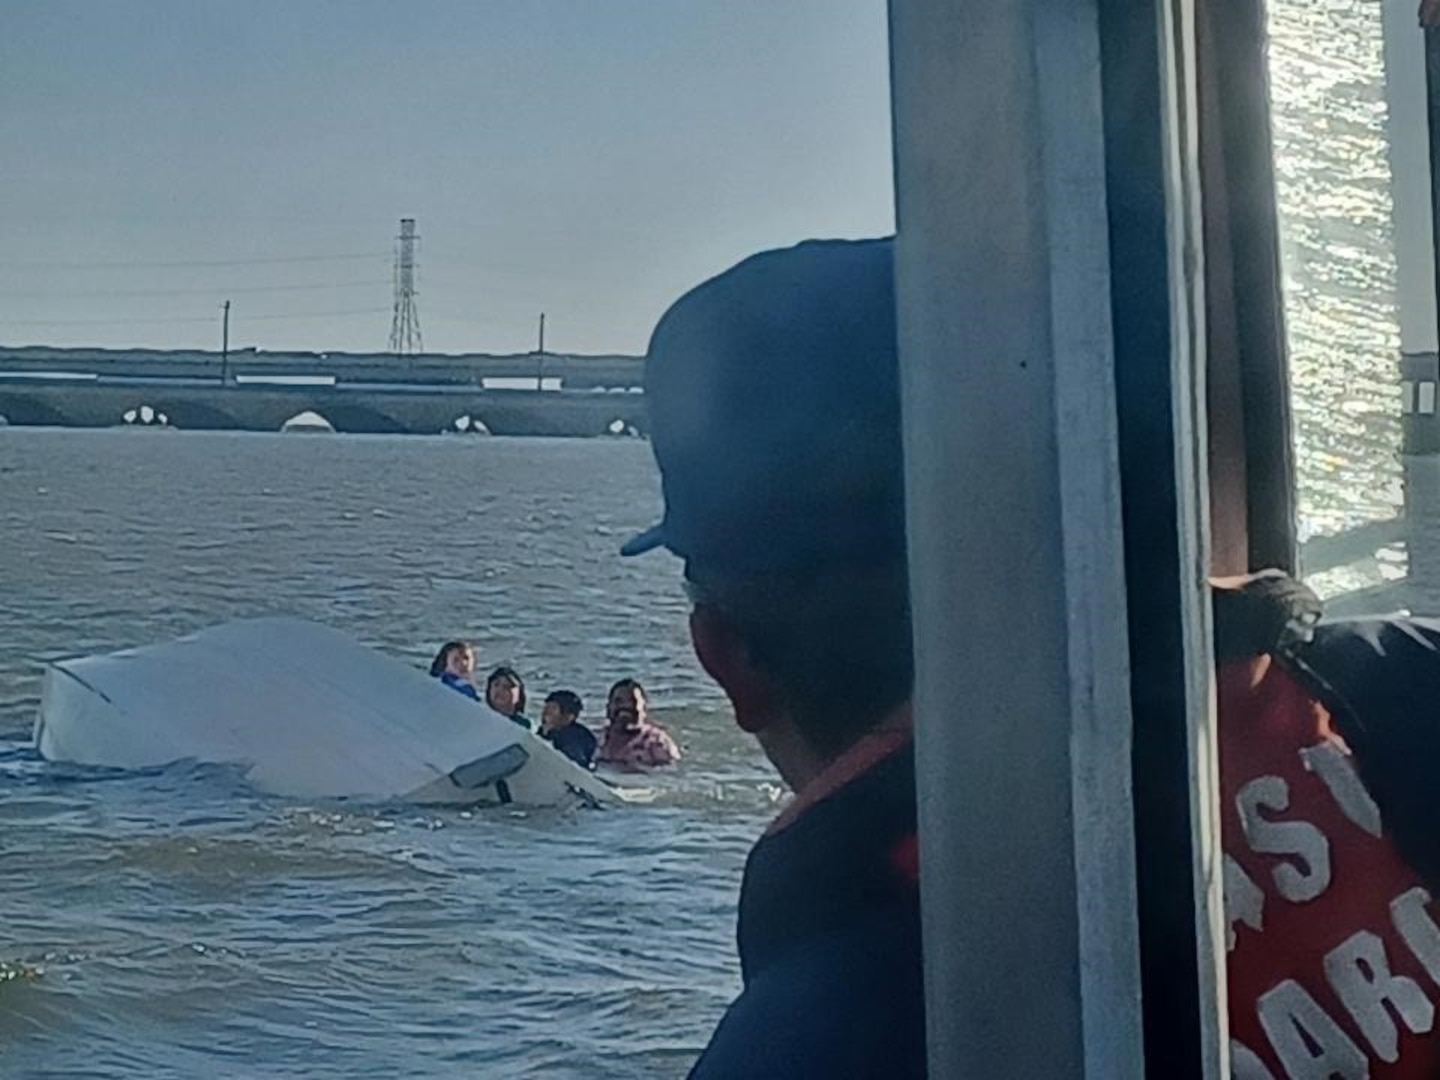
[1221,654,1440,1079]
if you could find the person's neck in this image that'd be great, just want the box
[762,702,914,795]
[757,725,829,792]
[763,703,914,834]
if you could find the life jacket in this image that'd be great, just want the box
[1216,573,1440,1079]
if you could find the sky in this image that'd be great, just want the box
[0,0,894,356]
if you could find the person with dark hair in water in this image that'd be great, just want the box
[596,678,679,768]
[484,666,532,730]
[428,641,479,701]
[539,689,597,769]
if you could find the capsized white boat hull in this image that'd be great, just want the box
[34,617,619,807]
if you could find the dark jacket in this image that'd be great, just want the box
[542,721,597,769]
[687,738,926,1079]
[1214,573,1440,894]
[689,574,1440,1079]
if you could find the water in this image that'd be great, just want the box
[0,431,780,1079]
[1267,0,1408,596]
[0,4,1413,1075]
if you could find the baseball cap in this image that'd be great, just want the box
[622,237,905,575]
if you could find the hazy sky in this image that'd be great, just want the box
[0,0,894,355]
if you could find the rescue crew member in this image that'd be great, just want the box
[621,238,924,1077]
[625,236,1440,1078]
[1214,573,1440,1079]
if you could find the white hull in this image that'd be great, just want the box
[34,617,619,808]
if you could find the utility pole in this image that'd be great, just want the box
[221,300,231,386]
[537,312,546,389]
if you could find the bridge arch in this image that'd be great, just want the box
[281,410,336,434]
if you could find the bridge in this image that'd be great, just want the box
[0,347,648,436]
[0,345,646,390]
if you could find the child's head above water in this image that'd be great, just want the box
[485,666,527,716]
[541,689,583,734]
[429,641,474,679]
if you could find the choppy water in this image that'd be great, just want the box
[1268,0,1409,597]
[0,431,780,1079]
[0,3,1416,1076]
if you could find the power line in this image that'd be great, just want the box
[0,252,389,271]
[247,308,389,322]
[0,308,391,327]
[1,281,391,300]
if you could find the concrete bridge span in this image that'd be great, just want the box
[0,380,647,437]
[0,346,645,391]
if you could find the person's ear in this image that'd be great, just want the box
[690,607,782,734]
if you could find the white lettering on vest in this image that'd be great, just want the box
[1231,1039,1280,1079]
[1257,980,1369,1079]
[1392,888,1440,988]
[1237,775,1332,903]
[1324,929,1435,1062]
[1226,853,1267,951]
[1300,742,1382,839]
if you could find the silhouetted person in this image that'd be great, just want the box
[626,237,1440,1078]
[621,239,923,1078]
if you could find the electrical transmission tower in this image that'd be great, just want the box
[388,217,423,357]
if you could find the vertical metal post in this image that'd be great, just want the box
[1099,0,1226,1074]
[220,299,231,386]
[889,0,1146,1075]
[1428,25,1440,337]
[1383,0,1438,356]
[1384,2,1440,610]
[538,312,547,390]
[1413,26,1440,612]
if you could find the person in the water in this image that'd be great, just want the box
[428,641,479,701]
[539,689,597,769]
[485,666,533,730]
[596,679,679,768]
